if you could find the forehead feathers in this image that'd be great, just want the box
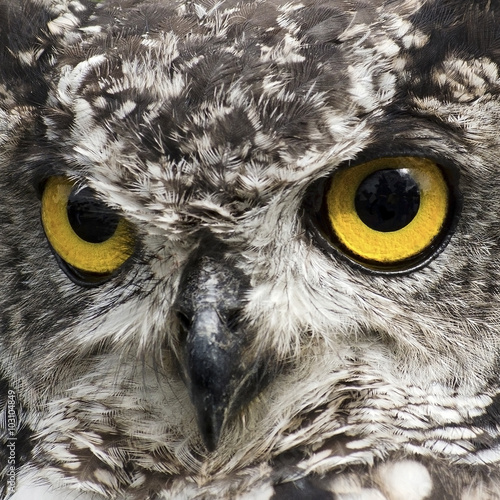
[43,0,413,229]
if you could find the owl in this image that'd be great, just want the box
[1,0,500,498]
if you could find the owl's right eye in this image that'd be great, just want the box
[41,177,135,284]
[313,156,459,273]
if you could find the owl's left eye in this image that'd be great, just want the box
[41,177,135,283]
[315,156,458,272]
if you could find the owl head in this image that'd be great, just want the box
[1,0,500,498]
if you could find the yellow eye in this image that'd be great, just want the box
[324,157,454,269]
[41,177,134,279]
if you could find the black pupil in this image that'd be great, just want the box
[67,188,119,243]
[354,168,420,232]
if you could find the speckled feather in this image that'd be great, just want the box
[2,0,500,499]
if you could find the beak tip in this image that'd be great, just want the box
[202,432,219,453]
[197,404,225,452]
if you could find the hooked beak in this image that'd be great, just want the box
[175,242,271,451]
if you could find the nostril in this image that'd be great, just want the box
[225,309,242,331]
[177,310,192,343]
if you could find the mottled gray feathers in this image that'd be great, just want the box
[2,0,500,499]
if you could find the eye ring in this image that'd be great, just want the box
[41,177,135,279]
[316,156,459,272]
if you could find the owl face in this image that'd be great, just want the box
[2,0,500,498]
